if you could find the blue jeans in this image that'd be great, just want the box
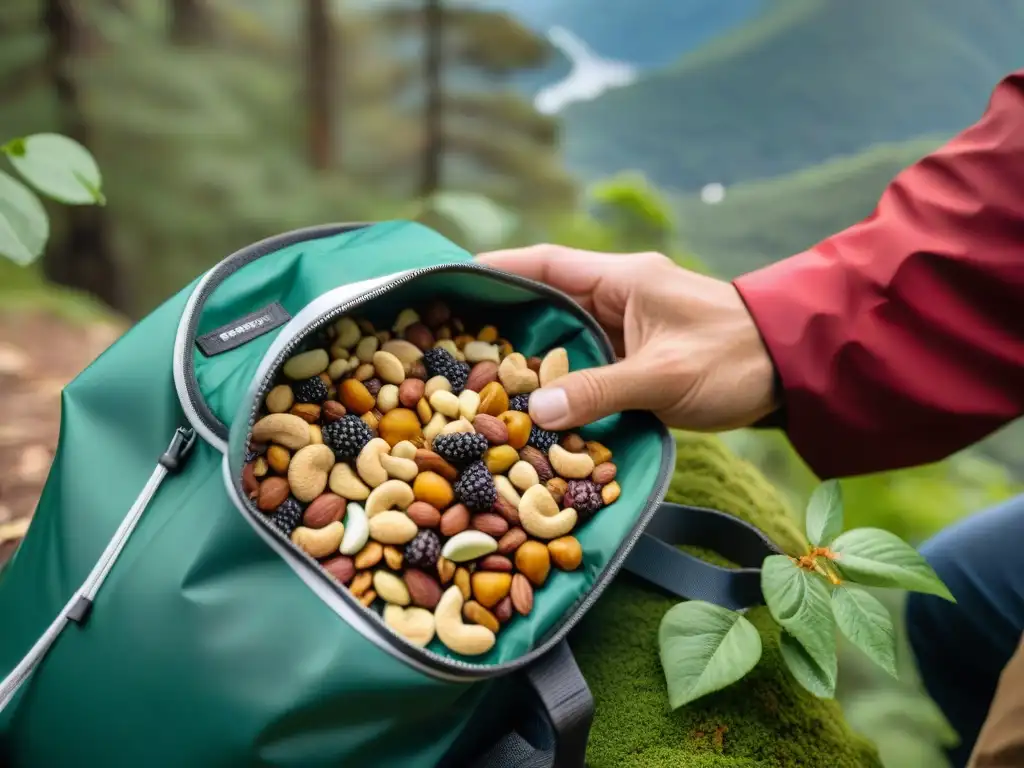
[906,494,1024,767]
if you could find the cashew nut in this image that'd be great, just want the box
[518,484,578,540]
[423,412,449,445]
[356,438,391,488]
[441,530,498,562]
[391,440,418,460]
[373,350,406,385]
[328,355,358,380]
[424,375,452,400]
[463,341,500,364]
[329,462,370,500]
[538,347,569,387]
[440,418,475,436]
[434,585,496,656]
[373,570,411,606]
[283,349,329,380]
[355,335,379,363]
[508,460,540,492]
[498,353,539,395]
[381,339,423,371]
[434,339,465,362]
[339,503,369,555]
[365,479,415,517]
[494,475,521,508]
[367,510,418,544]
[429,390,461,419]
[291,521,345,558]
[383,605,435,647]
[379,453,418,482]
[377,384,400,413]
[252,413,311,451]
[392,308,420,335]
[458,389,480,421]
[287,444,336,502]
[548,444,595,479]
[333,317,361,350]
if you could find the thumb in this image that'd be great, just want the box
[527,359,651,431]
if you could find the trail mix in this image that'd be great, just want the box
[242,300,621,656]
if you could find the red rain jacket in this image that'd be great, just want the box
[734,69,1024,480]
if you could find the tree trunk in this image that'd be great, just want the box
[305,0,335,171]
[41,0,123,313]
[421,0,444,197]
[169,0,210,45]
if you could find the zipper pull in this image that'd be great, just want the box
[159,427,198,473]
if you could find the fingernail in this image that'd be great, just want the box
[529,387,569,426]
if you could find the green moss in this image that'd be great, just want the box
[572,431,881,767]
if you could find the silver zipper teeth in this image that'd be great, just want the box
[236,262,675,678]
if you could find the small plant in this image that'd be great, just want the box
[0,132,104,266]
[658,480,955,707]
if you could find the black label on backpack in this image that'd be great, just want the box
[197,302,291,357]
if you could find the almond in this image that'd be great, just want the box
[463,600,500,633]
[510,573,533,616]
[404,322,435,351]
[440,503,471,537]
[473,414,508,445]
[497,527,527,555]
[414,449,458,482]
[406,501,441,528]
[404,568,443,610]
[322,400,346,422]
[302,493,345,528]
[471,512,509,538]
[322,555,355,585]
[592,462,617,485]
[494,596,513,624]
[242,462,260,498]
[466,361,499,392]
[257,477,290,511]
[478,554,513,572]
[492,494,520,526]
[399,378,425,408]
[408,360,427,380]
[519,446,553,483]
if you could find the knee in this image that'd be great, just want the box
[904,533,965,664]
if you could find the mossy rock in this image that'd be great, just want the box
[570,431,882,767]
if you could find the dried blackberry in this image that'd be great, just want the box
[433,433,489,465]
[508,393,530,413]
[293,376,329,405]
[454,461,497,512]
[405,530,442,570]
[322,415,373,460]
[270,497,304,536]
[527,425,559,452]
[564,479,604,523]
[422,348,470,393]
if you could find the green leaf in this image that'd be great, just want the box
[658,601,763,709]
[761,554,837,681]
[831,585,897,677]
[831,528,955,601]
[5,133,105,205]
[779,630,836,698]
[0,169,49,265]
[805,479,843,546]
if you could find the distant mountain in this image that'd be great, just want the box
[561,0,1024,191]
[672,136,943,278]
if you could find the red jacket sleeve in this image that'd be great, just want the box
[733,69,1024,480]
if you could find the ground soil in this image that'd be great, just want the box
[0,309,123,567]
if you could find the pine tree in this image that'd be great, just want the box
[304,0,336,171]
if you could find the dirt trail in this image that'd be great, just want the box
[0,310,123,567]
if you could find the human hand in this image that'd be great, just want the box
[476,245,779,432]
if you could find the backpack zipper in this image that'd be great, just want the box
[221,262,675,682]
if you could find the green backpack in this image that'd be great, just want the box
[0,221,777,767]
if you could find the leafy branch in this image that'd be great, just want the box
[659,480,955,708]
[0,133,105,266]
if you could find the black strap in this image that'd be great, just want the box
[623,502,782,611]
[474,640,594,768]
